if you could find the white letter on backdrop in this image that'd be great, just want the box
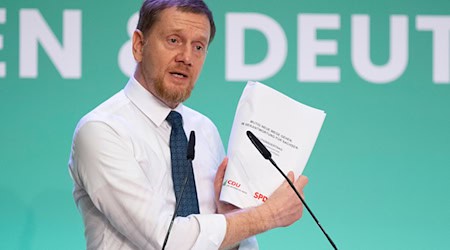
[0,8,6,78]
[225,13,287,81]
[351,15,408,84]
[416,15,450,84]
[298,14,340,82]
[19,9,81,78]
[118,12,138,77]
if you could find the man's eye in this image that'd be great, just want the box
[169,38,178,44]
[195,45,204,51]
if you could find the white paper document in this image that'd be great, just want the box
[220,81,326,208]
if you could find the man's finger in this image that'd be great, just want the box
[295,175,309,198]
[297,175,309,189]
[287,171,295,183]
[214,157,228,198]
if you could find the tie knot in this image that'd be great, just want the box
[166,111,183,128]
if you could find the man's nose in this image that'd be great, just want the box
[175,45,193,66]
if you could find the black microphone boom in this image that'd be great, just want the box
[187,131,195,161]
[247,131,271,159]
[162,131,196,250]
[246,130,338,250]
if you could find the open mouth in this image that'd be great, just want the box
[170,72,188,79]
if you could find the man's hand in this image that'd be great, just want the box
[214,156,309,249]
[262,171,309,228]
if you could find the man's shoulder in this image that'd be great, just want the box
[76,90,130,131]
[182,105,217,128]
[182,105,224,148]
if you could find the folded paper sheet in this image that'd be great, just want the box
[220,81,326,208]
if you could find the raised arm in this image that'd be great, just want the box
[214,158,309,249]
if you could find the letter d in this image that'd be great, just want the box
[225,13,287,81]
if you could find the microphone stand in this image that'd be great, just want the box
[161,131,196,250]
[161,176,188,250]
[247,131,338,250]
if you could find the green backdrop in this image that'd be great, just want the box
[1,0,449,249]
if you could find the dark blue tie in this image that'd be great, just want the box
[166,111,200,216]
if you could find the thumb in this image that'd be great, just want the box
[287,171,295,183]
[214,157,228,199]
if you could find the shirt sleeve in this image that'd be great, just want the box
[238,236,259,250]
[202,118,260,250]
[71,120,227,249]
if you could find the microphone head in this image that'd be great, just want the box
[246,130,272,160]
[187,131,196,160]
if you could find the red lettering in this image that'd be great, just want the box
[253,192,268,202]
[227,180,241,188]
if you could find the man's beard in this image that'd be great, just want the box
[153,76,194,105]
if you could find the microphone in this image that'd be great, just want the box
[162,131,196,250]
[187,131,195,161]
[247,130,271,160]
[246,130,338,250]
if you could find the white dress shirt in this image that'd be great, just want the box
[68,77,257,250]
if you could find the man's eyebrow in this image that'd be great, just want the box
[165,28,209,44]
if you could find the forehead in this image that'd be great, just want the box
[152,7,211,42]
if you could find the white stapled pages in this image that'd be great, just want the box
[220,81,326,208]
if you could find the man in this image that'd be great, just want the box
[68,0,309,249]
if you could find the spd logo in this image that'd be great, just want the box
[253,192,268,202]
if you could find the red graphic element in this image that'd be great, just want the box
[227,180,241,188]
[253,192,268,202]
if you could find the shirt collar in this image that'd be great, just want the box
[124,76,185,127]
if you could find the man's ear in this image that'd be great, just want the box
[132,29,145,62]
